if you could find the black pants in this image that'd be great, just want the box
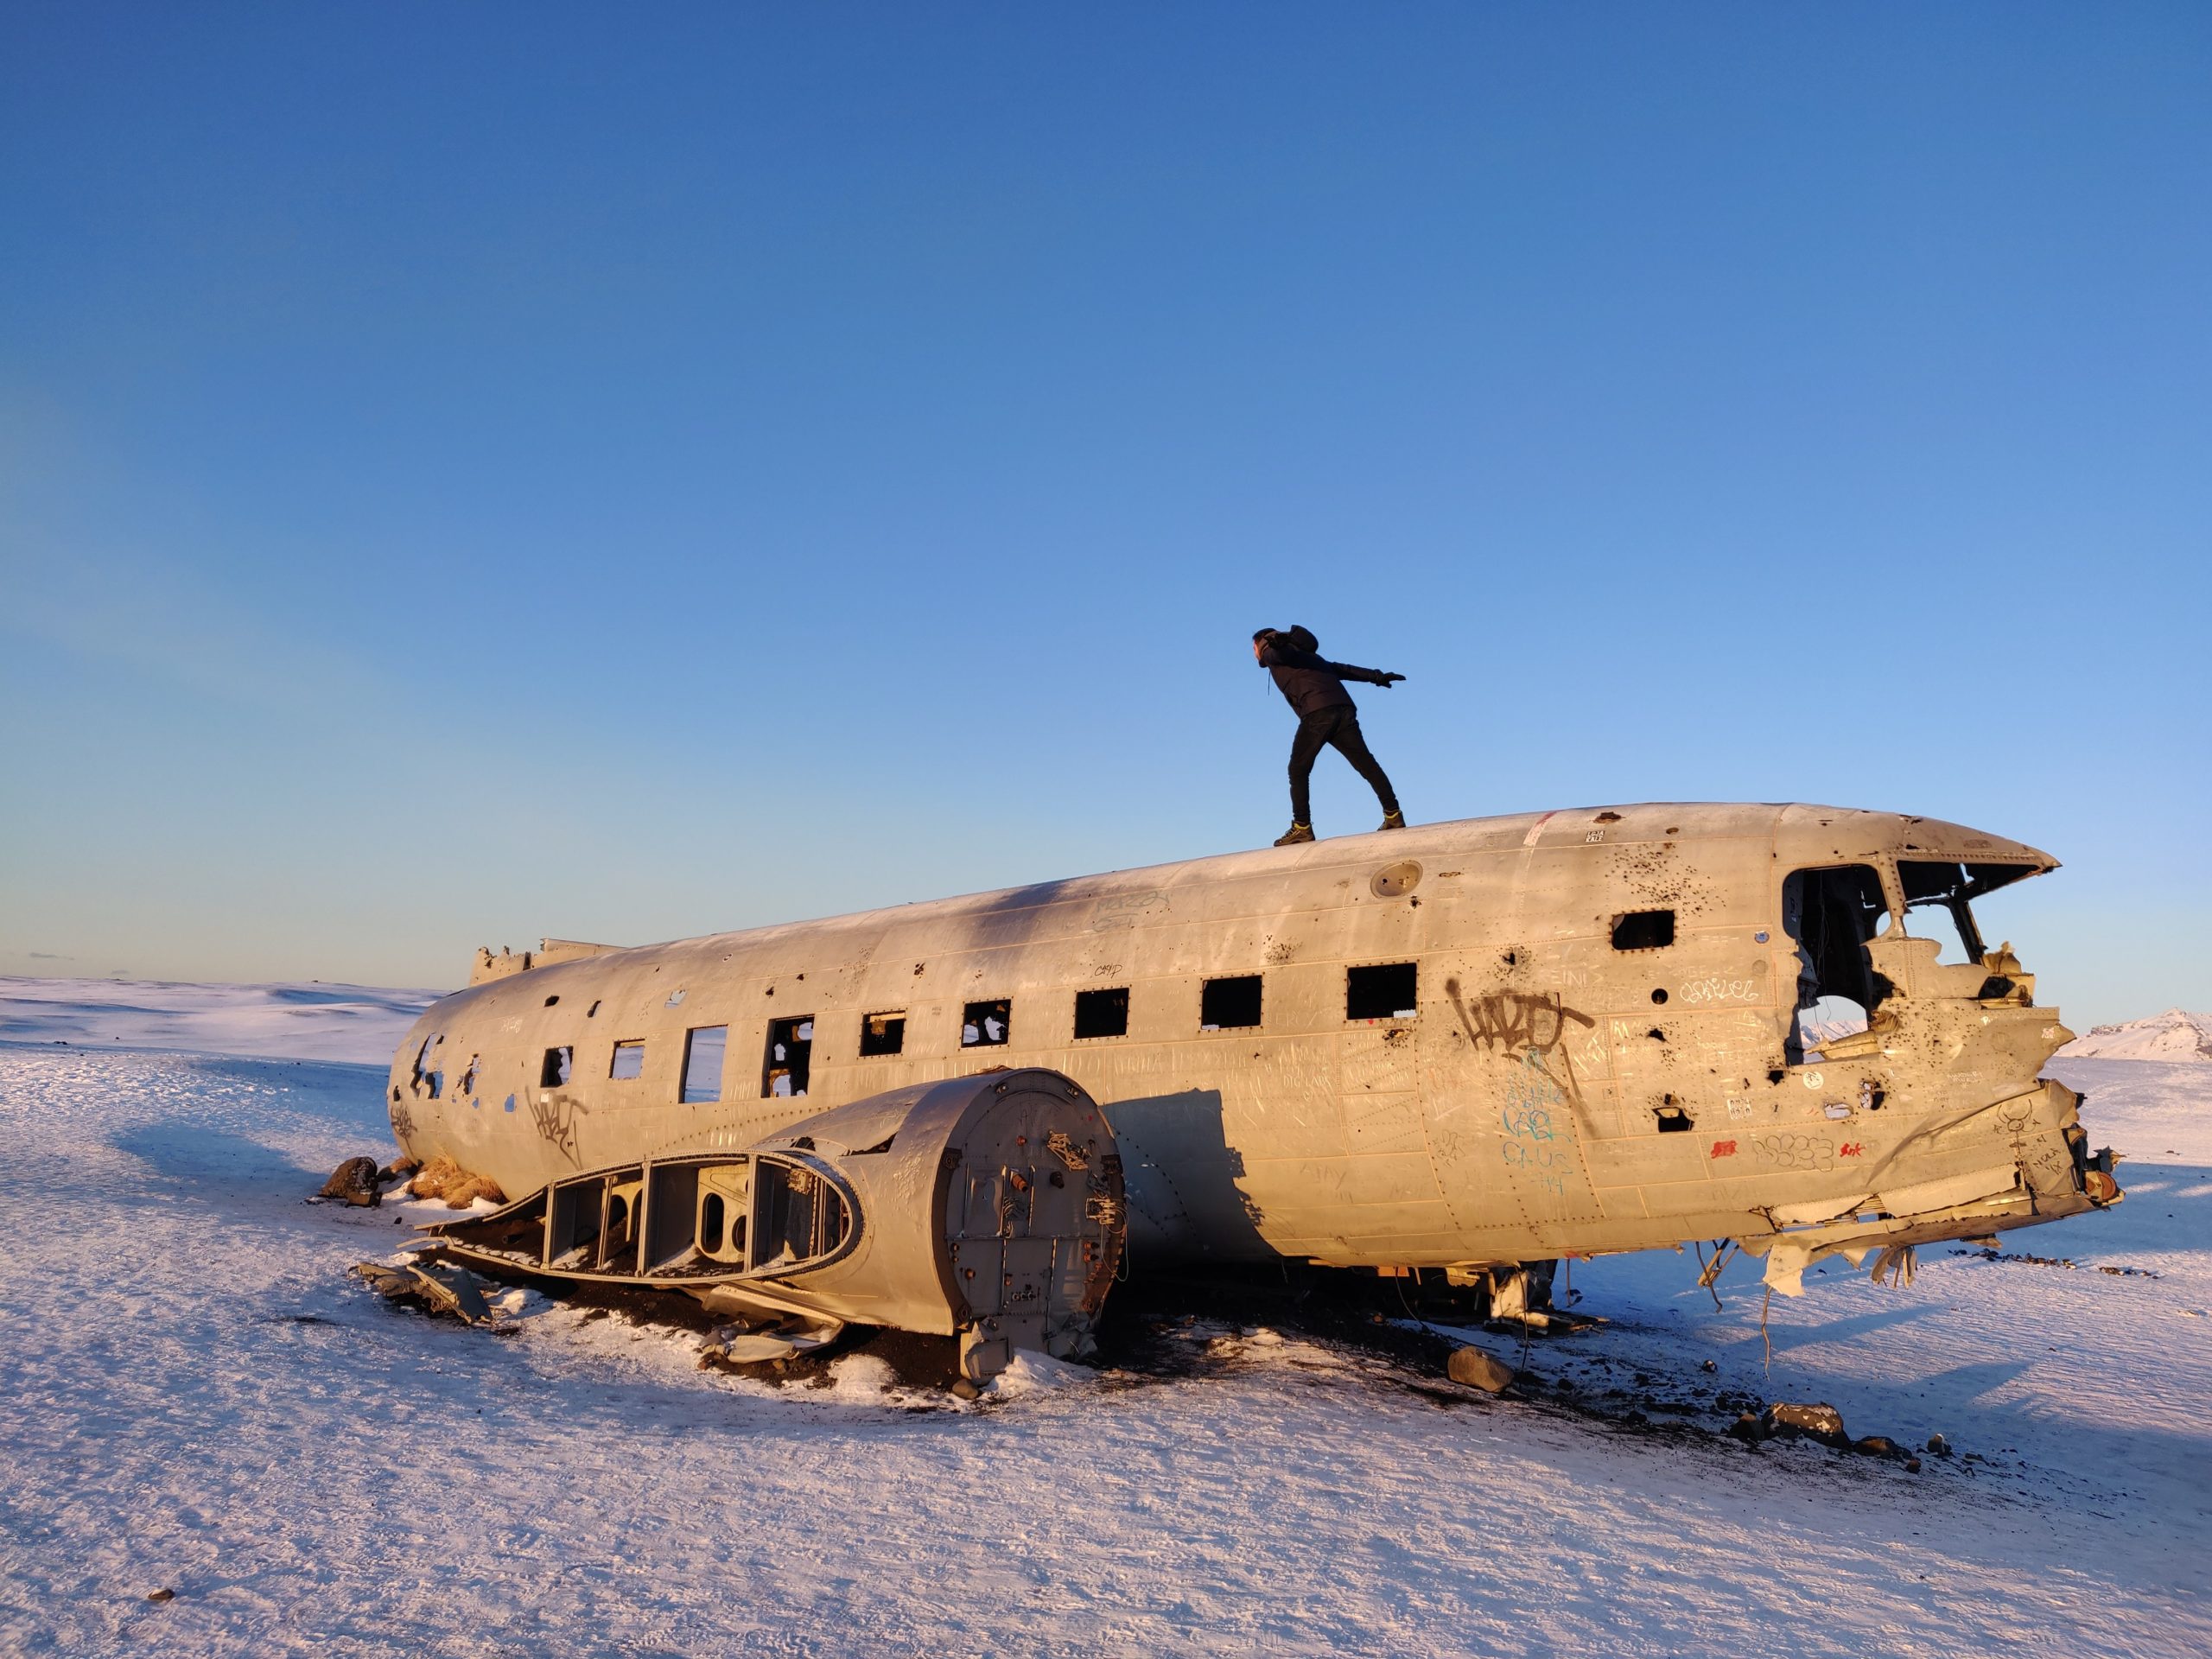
[1289,705,1398,824]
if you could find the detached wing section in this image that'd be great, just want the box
[424,1067,1124,1379]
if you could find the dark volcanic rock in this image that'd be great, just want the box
[1761,1402,1849,1446]
[1446,1346,1516,1393]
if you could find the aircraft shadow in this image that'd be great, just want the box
[1098,1088,1273,1264]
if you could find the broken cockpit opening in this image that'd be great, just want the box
[1897,861,2042,991]
[1782,865,1891,1064]
[1783,858,2048,1060]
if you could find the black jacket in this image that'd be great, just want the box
[1258,632,1395,718]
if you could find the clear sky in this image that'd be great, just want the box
[2,3,2206,1026]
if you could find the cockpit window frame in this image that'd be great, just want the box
[1895,860,2042,967]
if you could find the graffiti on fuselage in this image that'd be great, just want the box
[531,1092,588,1166]
[1498,1051,1573,1197]
[1444,980,1597,1118]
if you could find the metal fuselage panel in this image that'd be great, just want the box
[388,802,2092,1270]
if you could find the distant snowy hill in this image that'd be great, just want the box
[0,976,440,1066]
[2059,1007,2212,1063]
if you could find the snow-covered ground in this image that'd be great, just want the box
[0,976,438,1065]
[1,984,2206,1657]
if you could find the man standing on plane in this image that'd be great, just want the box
[1251,626,1407,845]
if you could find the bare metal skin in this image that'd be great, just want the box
[389,802,2118,1298]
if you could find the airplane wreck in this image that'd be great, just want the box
[381,803,2120,1379]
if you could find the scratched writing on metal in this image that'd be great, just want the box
[1090,893,1168,931]
[1996,1097,2071,1190]
[1678,975,1763,1005]
[531,1092,588,1165]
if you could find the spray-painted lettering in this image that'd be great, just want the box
[531,1092,588,1165]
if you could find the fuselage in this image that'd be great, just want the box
[389,803,2110,1283]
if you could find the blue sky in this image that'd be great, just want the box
[2,3,2205,1024]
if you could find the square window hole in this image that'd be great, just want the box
[859,1012,906,1057]
[540,1046,572,1087]
[681,1026,727,1103]
[764,1017,814,1097]
[1611,910,1675,950]
[1200,975,1262,1031]
[610,1040,645,1080]
[962,999,1011,1047]
[1075,987,1129,1039]
[1347,963,1418,1021]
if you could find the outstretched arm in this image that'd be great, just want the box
[1326,660,1407,687]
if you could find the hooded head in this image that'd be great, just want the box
[1285,625,1319,653]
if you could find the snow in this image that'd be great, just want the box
[2060,1008,2212,1065]
[2048,1054,2212,1165]
[0,976,437,1066]
[2,981,2208,1657]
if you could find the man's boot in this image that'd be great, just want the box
[1379,810,1407,830]
[1274,823,1315,847]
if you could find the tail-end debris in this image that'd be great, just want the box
[389,1068,1123,1382]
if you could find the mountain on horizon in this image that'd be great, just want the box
[2058,1007,2212,1063]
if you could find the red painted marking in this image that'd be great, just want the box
[1840,1141,1864,1157]
[1712,1140,1737,1157]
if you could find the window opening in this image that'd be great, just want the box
[600,1179,641,1272]
[681,1026,727,1103]
[550,1178,604,1268]
[695,1167,749,1263]
[763,1016,814,1096]
[1896,861,2036,966]
[1074,987,1129,1040]
[1347,962,1419,1021]
[610,1040,645,1080]
[1901,898,1972,966]
[962,999,1011,1047]
[1611,910,1675,950]
[1781,865,1889,1064]
[1200,975,1262,1031]
[541,1046,572,1087]
[859,1012,906,1057]
[752,1160,850,1268]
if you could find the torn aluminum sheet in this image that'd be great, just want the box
[352,1257,508,1331]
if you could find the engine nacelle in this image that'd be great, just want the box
[427,1068,1124,1377]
